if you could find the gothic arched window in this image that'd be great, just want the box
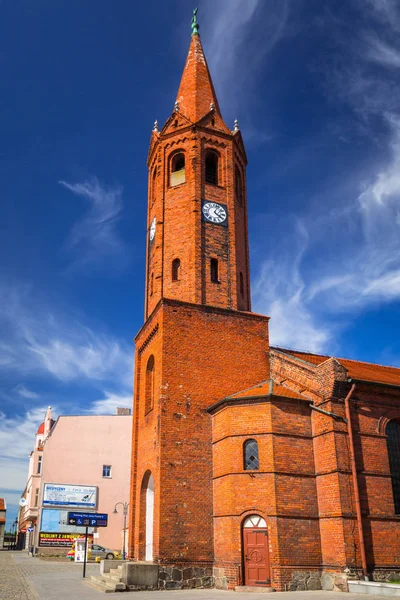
[145,355,155,414]
[172,258,181,281]
[244,439,259,471]
[170,152,186,187]
[387,420,400,513]
[205,151,218,185]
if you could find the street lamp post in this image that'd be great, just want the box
[113,502,129,560]
[13,519,18,550]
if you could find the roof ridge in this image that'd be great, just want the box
[272,346,400,372]
[339,356,400,371]
[226,379,272,399]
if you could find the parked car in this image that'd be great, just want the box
[91,544,115,559]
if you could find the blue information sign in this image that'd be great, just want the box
[67,512,108,527]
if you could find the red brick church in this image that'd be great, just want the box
[128,14,400,592]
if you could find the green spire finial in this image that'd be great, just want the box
[191,7,199,35]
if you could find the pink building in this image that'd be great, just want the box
[0,498,6,548]
[31,408,132,555]
[19,407,54,550]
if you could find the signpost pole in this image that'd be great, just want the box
[83,526,88,578]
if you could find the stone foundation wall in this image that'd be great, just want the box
[288,570,353,593]
[157,565,228,590]
[372,569,400,583]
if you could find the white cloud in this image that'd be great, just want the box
[60,178,127,273]
[366,36,400,68]
[201,0,288,130]
[252,223,333,352]
[0,281,133,388]
[0,406,50,508]
[251,1,400,352]
[14,383,39,399]
[88,391,132,416]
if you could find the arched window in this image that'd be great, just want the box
[170,152,185,186]
[243,515,266,528]
[240,272,244,296]
[244,439,259,470]
[145,474,154,560]
[235,166,243,205]
[172,258,181,281]
[387,420,400,513]
[205,151,218,185]
[145,355,155,414]
[210,258,219,283]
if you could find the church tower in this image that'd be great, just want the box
[129,12,270,581]
[145,27,250,318]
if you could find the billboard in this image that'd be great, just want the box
[40,509,95,534]
[43,484,97,508]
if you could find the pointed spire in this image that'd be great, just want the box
[175,14,221,123]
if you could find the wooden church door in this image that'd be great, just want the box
[243,515,270,586]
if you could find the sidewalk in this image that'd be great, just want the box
[4,552,388,600]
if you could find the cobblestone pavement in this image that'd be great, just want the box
[0,551,37,600]
[0,552,391,600]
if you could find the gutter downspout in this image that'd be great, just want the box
[344,383,368,579]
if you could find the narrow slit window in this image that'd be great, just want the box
[235,166,243,205]
[210,258,219,283]
[150,272,154,296]
[240,272,244,295]
[152,167,157,203]
[170,152,185,186]
[205,151,218,185]
[244,439,259,471]
[37,455,42,474]
[172,258,181,281]
[145,355,155,414]
[387,420,400,513]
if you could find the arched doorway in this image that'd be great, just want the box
[145,474,154,561]
[242,515,271,587]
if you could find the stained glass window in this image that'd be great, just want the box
[244,439,259,471]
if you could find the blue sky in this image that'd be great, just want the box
[1,0,400,526]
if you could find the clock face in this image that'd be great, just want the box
[149,217,156,242]
[202,201,227,225]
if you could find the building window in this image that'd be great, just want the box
[240,272,244,296]
[37,455,42,475]
[150,272,154,296]
[235,166,243,205]
[170,152,186,186]
[210,258,219,283]
[145,355,155,414]
[172,258,181,281]
[244,439,259,471]
[387,420,400,513]
[151,166,157,204]
[205,151,218,185]
[102,465,112,478]
[34,488,39,507]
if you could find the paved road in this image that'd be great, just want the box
[1,552,390,600]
